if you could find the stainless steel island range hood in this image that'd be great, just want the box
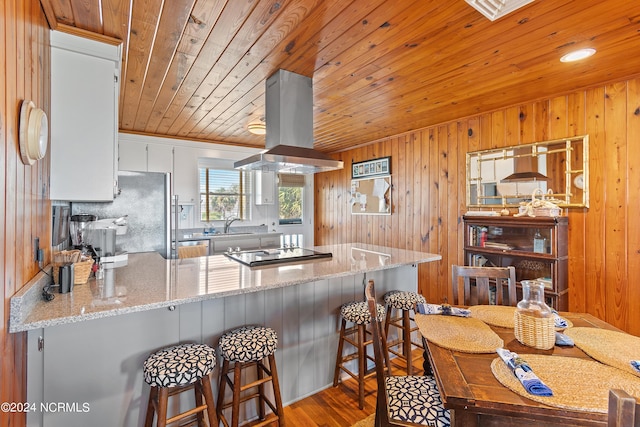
[500,146,549,182]
[235,70,343,174]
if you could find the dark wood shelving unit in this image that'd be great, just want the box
[463,215,569,310]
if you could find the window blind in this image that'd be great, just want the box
[278,173,305,188]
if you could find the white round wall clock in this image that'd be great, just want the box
[573,173,585,190]
[19,100,48,166]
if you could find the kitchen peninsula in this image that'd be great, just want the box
[11,243,440,427]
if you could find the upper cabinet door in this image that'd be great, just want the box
[118,141,148,172]
[147,144,173,173]
[50,32,120,201]
[255,171,275,205]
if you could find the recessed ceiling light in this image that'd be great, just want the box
[560,48,596,63]
[247,122,266,135]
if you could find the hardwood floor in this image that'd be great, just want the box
[281,350,425,427]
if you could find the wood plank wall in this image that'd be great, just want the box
[1,1,51,426]
[315,76,640,336]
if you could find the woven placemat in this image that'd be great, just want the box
[415,314,503,353]
[563,327,640,377]
[469,305,516,328]
[350,413,374,427]
[469,305,574,330]
[491,354,640,413]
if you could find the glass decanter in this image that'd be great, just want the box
[514,280,555,349]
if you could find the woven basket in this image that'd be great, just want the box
[53,250,94,285]
[533,207,561,217]
[514,310,555,350]
[532,189,562,217]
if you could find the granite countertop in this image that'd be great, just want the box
[9,243,441,332]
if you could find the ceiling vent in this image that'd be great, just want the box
[465,0,534,21]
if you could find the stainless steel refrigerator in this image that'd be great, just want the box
[72,171,172,258]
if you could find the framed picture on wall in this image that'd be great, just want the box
[350,175,392,215]
[351,156,391,179]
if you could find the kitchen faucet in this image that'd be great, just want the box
[224,217,240,233]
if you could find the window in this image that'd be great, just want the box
[278,173,304,225]
[199,167,251,221]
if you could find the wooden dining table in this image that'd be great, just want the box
[421,312,626,427]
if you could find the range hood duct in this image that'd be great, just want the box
[500,147,549,182]
[235,70,343,174]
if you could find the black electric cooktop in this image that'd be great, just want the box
[224,247,332,267]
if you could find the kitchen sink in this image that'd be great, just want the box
[182,232,254,239]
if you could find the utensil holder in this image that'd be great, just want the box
[53,250,94,285]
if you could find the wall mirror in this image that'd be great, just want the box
[350,176,392,215]
[466,135,589,208]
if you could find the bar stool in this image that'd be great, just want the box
[217,325,284,427]
[143,343,218,427]
[333,300,385,409]
[383,290,426,375]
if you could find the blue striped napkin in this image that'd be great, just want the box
[551,309,569,329]
[497,348,553,396]
[416,303,470,317]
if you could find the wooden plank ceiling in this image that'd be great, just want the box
[39,0,640,153]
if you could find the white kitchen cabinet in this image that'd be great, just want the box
[207,233,283,254]
[118,140,147,172]
[173,145,199,205]
[50,31,120,201]
[147,144,173,173]
[260,234,282,248]
[255,171,276,205]
[27,306,182,427]
[118,141,173,173]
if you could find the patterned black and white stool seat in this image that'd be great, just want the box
[340,301,385,324]
[385,375,450,426]
[384,291,426,310]
[143,343,216,388]
[219,325,278,363]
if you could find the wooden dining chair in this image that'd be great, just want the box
[451,265,517,306]
[609,389,640,427]
[365,279,450,427]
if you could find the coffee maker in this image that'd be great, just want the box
[88,216,129,265]
[69,214,96,256]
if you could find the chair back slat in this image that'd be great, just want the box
[452,265,517,306]
[609,389,640,427]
